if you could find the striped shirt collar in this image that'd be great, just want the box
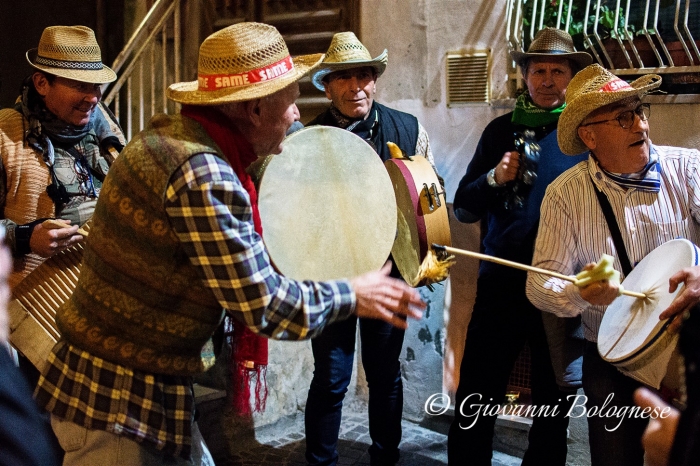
[588,144,662,193]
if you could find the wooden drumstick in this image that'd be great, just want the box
[42,219,89,237]
[432,244,647,299]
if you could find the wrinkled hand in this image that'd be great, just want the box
[578,262,620,306]
[351,262,425,329]
[659,266,700,334]
[29,220,83,258]
[633,388,679,466]
[494,151,520,185]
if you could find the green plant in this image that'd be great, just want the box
[521,0,632,51]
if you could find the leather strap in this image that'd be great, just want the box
[593,186,633,275]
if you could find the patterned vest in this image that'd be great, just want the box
[56,114,225,376]
[0,108,55,289]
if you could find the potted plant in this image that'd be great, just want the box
[521,0,700,69]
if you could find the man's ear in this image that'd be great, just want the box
[243,98,264,126]
[32,72,50,97]
[577,125,596,151]
[323,82,332,100]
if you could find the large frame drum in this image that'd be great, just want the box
[598,238,700,391]
[258,126,397,281]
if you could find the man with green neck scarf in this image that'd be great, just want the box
[447,28,591,465]
[0,26,125,391]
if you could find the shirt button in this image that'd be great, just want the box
[630,226,637,233]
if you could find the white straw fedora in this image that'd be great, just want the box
[558,64,661,155]
[167,22,323,105]
[511,27,593,70]
[311,32,387,91]
[26,26,117,84]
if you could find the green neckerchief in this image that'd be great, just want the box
[511,91,565,127]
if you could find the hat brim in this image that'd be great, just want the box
[558,74,662,155]
[167,53,324,105]
[26,49,117,84]
[510,50,593,70]
[311,49,388,91]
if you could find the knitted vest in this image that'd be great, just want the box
[56,114,224,376]
[0,108,56,289]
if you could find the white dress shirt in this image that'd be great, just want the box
[526,144,700,342]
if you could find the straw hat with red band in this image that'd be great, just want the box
[558,64,662,155]
[167,22,323,105]
[26,25,117,84]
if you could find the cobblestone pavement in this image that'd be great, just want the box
[198,399,523,466]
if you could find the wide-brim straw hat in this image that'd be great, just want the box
[167,23,323,105]
[26,25,116,84]
[511,27,593,70]
[311,32,387,91]
[558,64,662,155]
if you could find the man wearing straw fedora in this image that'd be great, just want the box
[304,31,436,466]
[448,27,591,466]
[0,25,125,396]
[33,22,424,466]
[0,26,125,291]
[526,64,700,466]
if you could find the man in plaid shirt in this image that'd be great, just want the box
[34,23,424,466]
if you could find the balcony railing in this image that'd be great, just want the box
[506,0,700,76]
[103,0,182,140]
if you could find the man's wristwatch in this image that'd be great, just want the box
[486,168,503,188]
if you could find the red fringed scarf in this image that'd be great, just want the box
[181,105,268,415]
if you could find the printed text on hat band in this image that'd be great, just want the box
[197,56,294,91]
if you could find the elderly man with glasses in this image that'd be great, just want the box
[526,64,700,466]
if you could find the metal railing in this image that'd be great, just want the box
[506,0,700,76]
[103,0,182,140]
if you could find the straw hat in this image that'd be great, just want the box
[26,26,116,84]
[167,23,323,105]
[558,64,662,155]
[311,32,388,91]
[511,27,592,70]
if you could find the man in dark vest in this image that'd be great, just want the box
[33,23,425,466]
[304,32,437,466]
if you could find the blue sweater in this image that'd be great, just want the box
[453,111,587,275]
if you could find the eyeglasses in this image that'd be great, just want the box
[580,103,651,130]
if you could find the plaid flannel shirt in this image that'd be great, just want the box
[36,151,356,459]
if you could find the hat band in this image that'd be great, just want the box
[197,56,294,91]
[529,49,575,55]
[599,79,633,92]
[35,55,104,71]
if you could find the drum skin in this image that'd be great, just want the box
[258,126,397,281]
[598,238,700,390]
[385,155,451,287]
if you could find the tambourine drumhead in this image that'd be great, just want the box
[598,239,700,387]
[258,126,397,281]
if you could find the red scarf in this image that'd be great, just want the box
[181,105,268,415]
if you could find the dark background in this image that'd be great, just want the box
[0,0,124,108]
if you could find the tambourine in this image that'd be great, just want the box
[385,145,451,287]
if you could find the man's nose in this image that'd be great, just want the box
[349,76,361,91]
[86,85,103,102]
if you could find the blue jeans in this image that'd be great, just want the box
[304,315,405,466]
[582,341,646,466]
[447,270,573,466]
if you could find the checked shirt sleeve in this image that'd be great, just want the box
[164,152,355,340]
